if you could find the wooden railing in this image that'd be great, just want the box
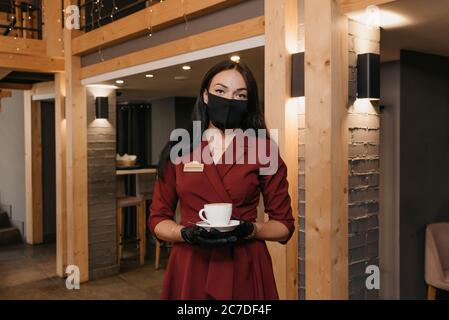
[0,0,43,39]
[77,0,149,32]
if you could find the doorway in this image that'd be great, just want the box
[40,100,56,243]
[24,96,58,262]
[378,0,449,300]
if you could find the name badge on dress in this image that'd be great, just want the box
[183,161,204,172]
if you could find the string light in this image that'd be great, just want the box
[148,9,153,37]
[59,4,65,55]
[181,0,189,31]
[51,0,188,53]
[5,1,38,43]
[146,0,154,38]
[9,0,15,37]
[27,3,31,21]
[8,0,19,51]
[90,0,94,31]
[97,0,105,62]
[110,0,118,20]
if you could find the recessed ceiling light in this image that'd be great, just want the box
[182,65,191,71]
[145,74,154,78]
[86,84,118,89]
[174,76,190,81]
[230,55,241,62]
[115,80,124,84]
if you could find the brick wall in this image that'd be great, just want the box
[86,89,120,280]
[297,6,306,299]
[298,100,306,300]
[347,20,380,300]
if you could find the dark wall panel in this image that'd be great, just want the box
[40,100,56,243]
[400,50,449,299]
[175,97,195,130]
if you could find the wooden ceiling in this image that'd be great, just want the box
[0,71,54,89]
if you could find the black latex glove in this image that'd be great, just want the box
[227,221,255,240]
[181,225,238,247]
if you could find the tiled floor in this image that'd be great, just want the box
[0,242,167,300]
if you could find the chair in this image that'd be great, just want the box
[425,222,449,299]
[136,173,160,269]
[116,176,146,266]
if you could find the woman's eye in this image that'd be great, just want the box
[215,89,225,95]
[237,94,247,100]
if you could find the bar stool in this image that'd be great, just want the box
[136,173,160,269]
[116,176,146,266]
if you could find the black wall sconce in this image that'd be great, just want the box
[291,52,305,98]
[95,97,109,119]
[357,53,380,101]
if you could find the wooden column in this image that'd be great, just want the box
[24,91,43,244]
[304,0,349,299]
[14,1,22,38]
[22,4,28,39]
[264,0,299,300]
[42,0,64,57]
[55,72,67,277]
[64,0,89,283]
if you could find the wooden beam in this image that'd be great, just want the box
[24,91,44,244]
[64,0,89,283]
[0,90,12,98]
[264,0,299,300]
[0,82,33,90]
[71,0,244,56]
[14,1,22,38]
[0,52,64,73]
[31,81,55,97]
[0,36,47,56]
[22,4,29,38]
[55,72,68,277]
[0,68,11,80]
[304,0,349,299]
[42,0,64,57]
[337,0,398,13]
[81,16,264,79]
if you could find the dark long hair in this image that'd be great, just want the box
[157,60,267,179]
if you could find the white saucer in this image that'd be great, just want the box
[196,220,240,232]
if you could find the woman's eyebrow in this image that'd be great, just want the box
[214,83,247,91]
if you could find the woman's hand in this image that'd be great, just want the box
[253,220,290,243]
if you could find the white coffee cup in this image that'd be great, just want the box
[198,203,232,226]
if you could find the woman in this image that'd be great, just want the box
[149,60,295,300]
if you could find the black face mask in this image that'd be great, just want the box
[205,92,248,131]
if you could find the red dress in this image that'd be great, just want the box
[149,135,295,300]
